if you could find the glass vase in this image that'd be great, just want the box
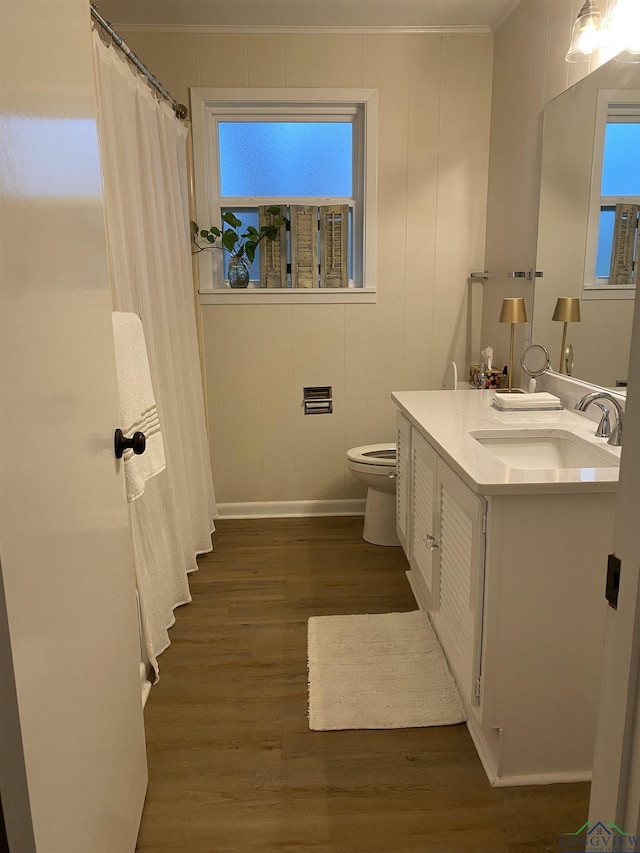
[228,257,250,289]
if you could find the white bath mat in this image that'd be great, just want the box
[307,610,466,731]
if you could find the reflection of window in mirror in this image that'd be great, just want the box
[584,91,640,299]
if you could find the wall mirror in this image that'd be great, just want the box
[534,53,640,389]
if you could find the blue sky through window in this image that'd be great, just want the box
[596,209,615,277]
[595,120,640,282]
[602,122,640,195]
[218,121,353,197]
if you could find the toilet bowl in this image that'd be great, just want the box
[346,444,400,547]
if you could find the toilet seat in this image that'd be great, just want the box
[346,443,396,467]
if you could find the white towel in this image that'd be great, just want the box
[112,312,166,501]
[492,391,563,411]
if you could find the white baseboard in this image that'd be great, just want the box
[488,768,593,787]
[215,499,366,519]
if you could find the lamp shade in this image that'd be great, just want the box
[498,297,528,324]
[552,297,581,323]
[566,0,604,61]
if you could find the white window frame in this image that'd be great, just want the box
[583,90,640,301]
[190,88,378,304]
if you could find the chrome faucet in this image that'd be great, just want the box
[575,391,624,447]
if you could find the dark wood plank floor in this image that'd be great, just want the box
[135,517,589,853]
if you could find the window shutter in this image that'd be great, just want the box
[259,205,287,288]
[290,205,319,289]
[320,204,348,288]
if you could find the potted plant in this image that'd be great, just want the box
[191,207,287,288]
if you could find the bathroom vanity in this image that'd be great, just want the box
[393,389,619,787]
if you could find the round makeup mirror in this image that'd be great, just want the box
[564,343,574,377]
[521,344,551,392]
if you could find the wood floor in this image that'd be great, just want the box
[135,517,589,853]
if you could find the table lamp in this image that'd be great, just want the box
[552,297,581,373]
[498,297,528,393]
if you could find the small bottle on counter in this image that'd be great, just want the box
[478,363,487,389]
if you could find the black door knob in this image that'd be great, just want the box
[114,429,146,459]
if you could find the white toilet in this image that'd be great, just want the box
[346,444,400,547]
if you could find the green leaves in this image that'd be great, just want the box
[193,224,220,241]
[191,209,289,263]
[222,211,242,229]
[222,229,239,253]
[245,242,257,264]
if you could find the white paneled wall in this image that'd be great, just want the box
[480,0,610,374]
[120,30,493,506]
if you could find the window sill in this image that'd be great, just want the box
[199,287,377,305]
[582,284,636,301]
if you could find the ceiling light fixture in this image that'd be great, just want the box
[566,0,640,62]
[604,0,640,58]
[566,0,605,62]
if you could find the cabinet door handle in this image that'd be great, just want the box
[423,534,440,551]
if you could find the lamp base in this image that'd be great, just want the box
[495,388,526,394]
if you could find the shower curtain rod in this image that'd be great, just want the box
[90,4,189,119]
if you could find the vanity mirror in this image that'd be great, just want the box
[521,343,551,393]
[534,53,640,389]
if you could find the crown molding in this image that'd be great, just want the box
[489,0,522,32]
[113,23,493,36]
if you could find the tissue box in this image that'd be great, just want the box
[469,365,504,389]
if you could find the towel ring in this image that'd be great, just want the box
[114,429,146,459]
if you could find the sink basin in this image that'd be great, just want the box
[469,429,619,470]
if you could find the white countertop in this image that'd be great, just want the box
[392,389,621,495]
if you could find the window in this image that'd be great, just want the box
[584,92,640,298]
[191,88,378,303]
[218,119,354,284]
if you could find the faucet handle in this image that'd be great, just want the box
[608,416,623,447]
[592,402,611,439]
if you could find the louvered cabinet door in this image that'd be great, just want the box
[395,412,412,553]
[432,461,486,706]
[409,429,439,615]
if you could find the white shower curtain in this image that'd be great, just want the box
[92,31,217,679]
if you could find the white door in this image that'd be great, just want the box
[589,283,640,831]
[0,2,147,851]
